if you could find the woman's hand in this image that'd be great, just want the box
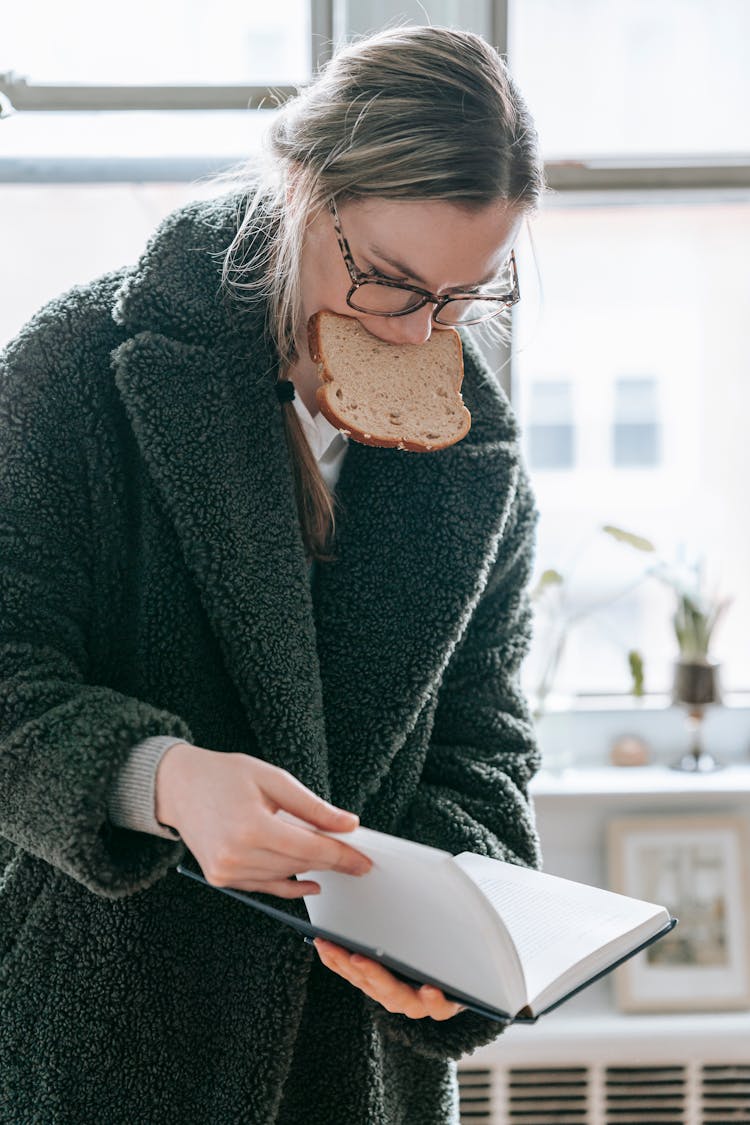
[314,939,467,1020]
[155,742,372,896]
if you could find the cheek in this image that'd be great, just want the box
[304,263,358,323]
[299,228,352,321]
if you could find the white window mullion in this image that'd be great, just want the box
[311,0,335,73]
[490,0,509,56]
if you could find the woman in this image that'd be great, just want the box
[0,23,543,1125]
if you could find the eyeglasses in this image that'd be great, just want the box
[327,196,520,326]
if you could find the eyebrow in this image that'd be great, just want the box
[367,243,503,291]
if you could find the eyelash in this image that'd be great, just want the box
[365,263,481,296]
[366,264,407,283]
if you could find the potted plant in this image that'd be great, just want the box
[603,526,733,771]
[666,590,730,770]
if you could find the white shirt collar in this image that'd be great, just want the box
[292,389,349,463]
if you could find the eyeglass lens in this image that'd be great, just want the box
[349,283,511,324]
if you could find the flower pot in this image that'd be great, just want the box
[671,657,722,709]
[670,658,723,772]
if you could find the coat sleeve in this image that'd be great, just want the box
[0,304,193,898]
[363,455,543,1061]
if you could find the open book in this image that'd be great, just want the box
[177,813,676,1024]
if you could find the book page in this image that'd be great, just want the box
[277,811,526,1014]
[455,853,668,1011]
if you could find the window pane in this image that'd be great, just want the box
[509,0,750,158]
[528,381,575,469]
[1,110,273,164]
[2,2,310,84]
[514,197,750,699]
[334,1,491,42]
[613,377,661,467]
[0,183,227,349]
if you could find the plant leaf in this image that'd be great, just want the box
[628,649,645,695]
[531,568,564,601]
[602,525,656,552]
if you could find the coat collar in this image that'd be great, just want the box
[110,192,522,815]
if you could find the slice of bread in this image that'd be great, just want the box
[307,311,471,452]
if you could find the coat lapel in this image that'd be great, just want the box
[312,370,521,815]
[112,328,333,802]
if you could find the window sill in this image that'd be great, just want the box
[531,761,750,798]
[532,691,750,771]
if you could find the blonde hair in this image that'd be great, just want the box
[209,24,543,563]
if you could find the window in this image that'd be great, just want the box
[528,381,576,471]
[613,377,661,468]
[509,0,750,158]
[0,5,311,345]
[513,186,750,700]
[2,3,311,85]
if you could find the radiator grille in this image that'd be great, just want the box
[458,1060,750,1125]
[605,1065,685,1122]
[702,1064,750,1122]
[457,1067,493,1121]
[507,1066,588,1123]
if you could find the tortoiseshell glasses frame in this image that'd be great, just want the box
[327,196,520,325]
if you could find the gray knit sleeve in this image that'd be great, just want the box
[106,736,187,840]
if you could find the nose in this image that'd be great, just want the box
[367,306,434,347]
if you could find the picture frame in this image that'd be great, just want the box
[607,813,750,1013]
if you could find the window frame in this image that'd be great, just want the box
[2,2,748,192]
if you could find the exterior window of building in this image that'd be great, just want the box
[613,376,661,468]
[528,380,575,471]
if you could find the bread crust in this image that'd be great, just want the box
[307,311,470,452]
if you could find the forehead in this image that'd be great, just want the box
[338,196,522,286]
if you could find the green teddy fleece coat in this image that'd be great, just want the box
[0,191,542,1124]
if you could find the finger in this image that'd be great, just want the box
[222,877,320,898]
[260,818,373,877]
[349,955,427,1015]
[315,942,370,982]
[207,842,364,886]
[314,940,422,1012]
[259,768,360,833]
[329,946,410,996]
[318,944,428,1000]
[223,847,329,880]
[321,946,426,1018]
[349,956,463,1020]
[315,943,381,999]
[417,984,467,1020]
[315,943,462,1020]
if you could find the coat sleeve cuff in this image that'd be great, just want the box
[106,735,186,840]
[364,994,512,1061]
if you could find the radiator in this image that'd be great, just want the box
[457,1062,750,1124]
